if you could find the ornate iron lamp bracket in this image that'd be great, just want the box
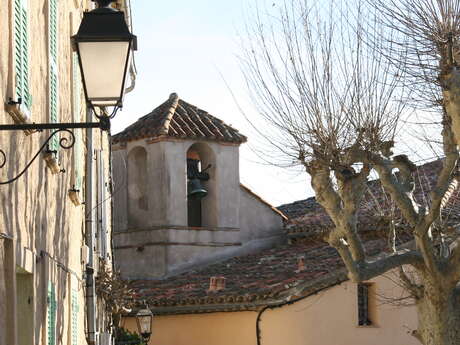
[0,119,109,185]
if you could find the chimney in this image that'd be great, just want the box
[209,276,226,292]
[297,256,306,272]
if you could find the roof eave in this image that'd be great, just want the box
[124,299,287,316]
[125,269,349,316]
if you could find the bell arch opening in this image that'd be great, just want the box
[127,146,148,228]
[186,143,217,228]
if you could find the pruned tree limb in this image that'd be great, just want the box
[369,154,420,226]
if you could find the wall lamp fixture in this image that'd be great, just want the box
[0,0,137,185]
[135,306,154,344]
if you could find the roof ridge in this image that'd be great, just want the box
[112,93,247,144]
[158,92,180,135]
[240,184,287,220]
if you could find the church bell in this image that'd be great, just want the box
[187,178,208,199]
[187,157,210,199]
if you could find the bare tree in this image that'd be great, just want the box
[241,1,460,344]
[96,266,137,334]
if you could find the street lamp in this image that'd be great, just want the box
[135,308,153,343]
[72,0,137,113]
[0,0,137,184]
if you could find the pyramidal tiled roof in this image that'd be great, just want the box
[112,93,247,144]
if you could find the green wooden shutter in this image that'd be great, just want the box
[71,288,79,345]
[14,0,32,112]
[73,54,83,190]
[49,0,59,154]
[47,282,57,345]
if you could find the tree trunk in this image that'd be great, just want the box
[416,287,460,345]
[442,69,460,145]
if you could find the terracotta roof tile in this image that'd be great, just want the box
[127,236,399,314]
[112,93,247,144]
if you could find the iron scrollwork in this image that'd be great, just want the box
[0,129,76,185]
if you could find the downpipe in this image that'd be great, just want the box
[85,105,97,345]
[256,295,311,345]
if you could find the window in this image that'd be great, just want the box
[70,288,79,345]
[357,283,373,326]
[47,282,57,345]
[48,0,59,155]
[13,0,32,114]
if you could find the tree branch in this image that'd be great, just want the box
[442,69,460,145]
[369,154,420,226]
[447,234,460,281]
[332,242,424,282]
[307,161,342,223]
[426,117,458,224]
[357,250,424,281]
[398,266,424,299]
[336,164,371,262]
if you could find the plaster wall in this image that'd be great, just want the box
[0,0,114,344]
[123,275,418,345]
[122,311,257,345]
[116,245,167,279]
[239,187,284,244]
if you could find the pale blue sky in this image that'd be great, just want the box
[113,0,312,206]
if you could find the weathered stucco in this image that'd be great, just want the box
[113,137,285,279]
[123,275,419,345]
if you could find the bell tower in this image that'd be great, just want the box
[112,93,250,278]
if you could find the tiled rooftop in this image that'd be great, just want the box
[129,238,392,314]
[112,93,247,144]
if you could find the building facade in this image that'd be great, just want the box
[0,1,134,345]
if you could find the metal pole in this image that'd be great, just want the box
[0,121,107,131]
[85,105,98,345]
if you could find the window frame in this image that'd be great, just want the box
[357,282,374,327]
[48,0,59,155]
[47,281,57,345]
[12,0,32,116]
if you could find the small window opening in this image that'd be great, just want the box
[358,283,372,326]
[187,149,210,227]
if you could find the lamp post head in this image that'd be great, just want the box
[72,0,136,112]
